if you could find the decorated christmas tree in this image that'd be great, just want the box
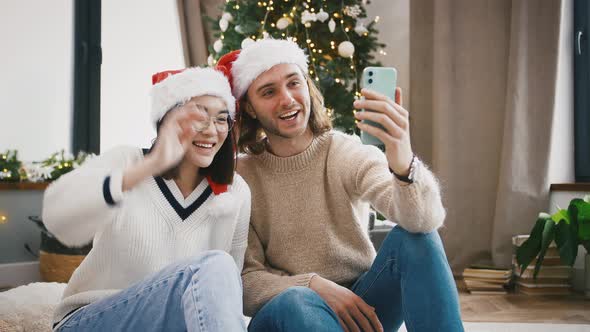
[208,0,385,133]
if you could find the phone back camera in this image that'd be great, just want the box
[368,71,374,76]
[368,78,373,84]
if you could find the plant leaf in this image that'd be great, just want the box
[533,219,556,278]
[551,209,570,224]
[554,219,577,266]
[516,218,545,275]
[579,220,590,241]
[570,199,590,241]
[570,198,590,220]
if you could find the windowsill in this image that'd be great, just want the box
[0,182,49,191]
[550,183,590,192]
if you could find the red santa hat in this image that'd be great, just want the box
[150,67,235,129]
[217,38,309,100]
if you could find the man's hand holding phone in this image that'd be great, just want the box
[354,87,414,177]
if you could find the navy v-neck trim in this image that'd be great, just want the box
[154,176,213,221]
[143,148,212,221]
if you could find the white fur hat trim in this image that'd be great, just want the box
[231,39,308,99]
[150,67,235,128]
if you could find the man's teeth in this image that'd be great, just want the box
[279,110,298,119]
[193,142,213,148]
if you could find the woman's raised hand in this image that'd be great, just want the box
[149,104,209,175]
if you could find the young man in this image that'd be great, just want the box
[217,39,463,332]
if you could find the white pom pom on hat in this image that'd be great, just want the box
[150,67,236,129]
[229,38,309,99]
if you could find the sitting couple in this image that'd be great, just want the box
[44,39,463,332]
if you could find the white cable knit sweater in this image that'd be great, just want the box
[42,146,251,325]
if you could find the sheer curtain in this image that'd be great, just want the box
[409,0,573,271]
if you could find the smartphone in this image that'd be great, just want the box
[360,67,397,146]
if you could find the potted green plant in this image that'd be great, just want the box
[516,196,590,295]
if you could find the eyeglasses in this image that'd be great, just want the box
[174,102,234,133]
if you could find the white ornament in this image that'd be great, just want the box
[241,37,255,49]
[328,18,336,33]
[276,17,292,30]
[338,41,355,57]
[213,39,223,53]
[39,166,53,179]
[235,25,244,34]
[316,8,329,22]
[22,163,53,183]
[219,18,229,32]
[301,10,317,24]
[343,5,362,18]
[354,23,368,36]
[222,12,233,22]
[0,170,10,179]
[207,54,215,66]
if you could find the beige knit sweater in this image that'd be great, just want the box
[237,131,446,316]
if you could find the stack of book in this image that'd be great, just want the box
[462,265,511,294]
[512,235,572,295]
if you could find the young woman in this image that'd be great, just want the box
[43,67,250,331]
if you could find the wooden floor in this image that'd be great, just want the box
[457,279,590,324]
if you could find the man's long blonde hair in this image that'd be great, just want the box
[237,75,332,155]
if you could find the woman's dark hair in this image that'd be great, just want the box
[153,110,235,184]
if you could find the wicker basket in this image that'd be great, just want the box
[39,250,86,283]
[28,216,92,283]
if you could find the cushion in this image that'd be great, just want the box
[0,282,65,332]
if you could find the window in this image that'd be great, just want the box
[72,0,101,154]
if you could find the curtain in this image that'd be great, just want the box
[409,0,573,271]
[177,0,224,66]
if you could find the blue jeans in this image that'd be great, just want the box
[56,250,246,332]
[248,226,464,332]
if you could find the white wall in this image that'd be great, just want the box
[100,0,186,152]
[0,1,73,161]
[548,0,574,184]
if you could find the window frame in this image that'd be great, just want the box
[574,0,590,182]
[72,0,101,155]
